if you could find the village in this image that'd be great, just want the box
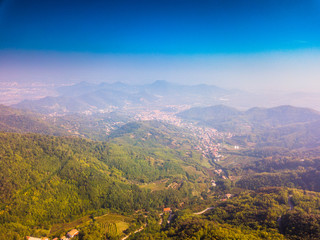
[25,108,234,240]
[133,107,233,162]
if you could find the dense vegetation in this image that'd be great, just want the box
[0,132,206,239]
[179,105,320,132]
[0,105,63,135]
[130,188,320,240]
[2,104,320,239]
[179,105,320,149]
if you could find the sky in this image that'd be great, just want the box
[0,0,320,91]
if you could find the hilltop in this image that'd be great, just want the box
[179,105,320,149]
[0,104,64,135]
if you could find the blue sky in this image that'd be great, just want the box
[0,0,320,91]
[1,0,320,53]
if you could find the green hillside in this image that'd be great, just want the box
[0,132,211,239]
[0,105,63,135]
[130,187,320,240]
[179,105,320,149]
[178,105,320,132]
[2,105,320,239]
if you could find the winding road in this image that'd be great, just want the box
[194,207,214,215]
[120,224,147,240]
[120,206,214,239]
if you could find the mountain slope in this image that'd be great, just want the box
[179,105,320,148]
[0,132,211,239]
[108,120,212,170]
[0,104,63,135]
[177,105,241,122]
[245,105,320,128]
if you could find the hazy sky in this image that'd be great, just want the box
[1,0,320,92]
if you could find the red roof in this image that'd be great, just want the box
[163,207,171,212]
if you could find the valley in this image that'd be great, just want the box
[1,82,320,239]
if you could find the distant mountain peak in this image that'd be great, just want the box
[74,81,94,87]
[150,80,175,87]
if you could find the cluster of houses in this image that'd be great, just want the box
[214,169,228,180]
[26,229,79,240]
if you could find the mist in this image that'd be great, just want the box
[1,50,320,93]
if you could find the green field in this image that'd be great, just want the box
[140,179,169,191]
[49,213,132,237]
[50,215,92,235]
[95,213,132,233]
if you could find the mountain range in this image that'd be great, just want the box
[13,81,234,114]
[178,104,320,128]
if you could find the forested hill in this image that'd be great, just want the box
[3,104,320,239]
[178,105,320,131]
[0,132,209,239]
[0,104,64,135]
[177,105,241,122]
[178,105,320,149]
[108,121,195,149]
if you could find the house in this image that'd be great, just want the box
[41,238,49,240]
[26,237,42,240]
[60,236,68,240]
[66,229,79,238]
[225,194,232,199]
[53,238,59,240]
[211,180,216,187]
[163,207,172,213]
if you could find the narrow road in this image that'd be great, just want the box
[121,224,146,240]
[159,213,163,225]
[167,212,174,224]
[121,206,214,239]
[278,195,295,234]
[194,207,214,215]
[288,195,294,210]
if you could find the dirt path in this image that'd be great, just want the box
[121,224,146,240]
[288,195,294,210]
[167,212,175,224]
[159,213,163,225]
[121,206,214,239]
[194,207,214,215]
